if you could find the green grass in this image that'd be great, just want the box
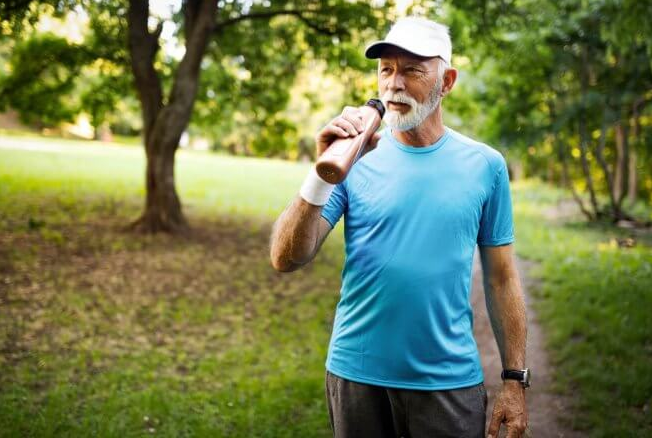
[0,136,343,437]
[1,134,651,437]
[510,180,652,437]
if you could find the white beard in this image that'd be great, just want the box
[380,81,443,131]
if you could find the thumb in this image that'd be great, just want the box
[369,132,382,148]
[361,132,382,157]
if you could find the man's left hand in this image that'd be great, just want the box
[487,381,528,438]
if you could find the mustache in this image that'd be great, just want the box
[380,91,418,108]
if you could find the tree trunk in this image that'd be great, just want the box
[578,47,600,219]
[613,120,629,205]
[127,0,216,233]
[131,140,187,232]
[594,108,623,220]
[548,98,593,220]
[578,115,600,218]
[627,99,643,205]
[627,148,637,205]
[560,135,594,221]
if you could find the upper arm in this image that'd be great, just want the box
[477,156,515,247]
[315,216,334,255]
[321,182,347,228]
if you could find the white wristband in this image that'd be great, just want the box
[299,166,335,206]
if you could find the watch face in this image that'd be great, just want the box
[523,369,531,387]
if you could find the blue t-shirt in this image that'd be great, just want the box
[320,126,515,390]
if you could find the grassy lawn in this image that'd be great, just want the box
[1,135,651,437]
[0,138,343,437]
[511,181,652,437]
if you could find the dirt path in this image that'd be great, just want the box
[471,251,582,437]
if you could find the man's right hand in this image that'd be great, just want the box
[315,106,382,158]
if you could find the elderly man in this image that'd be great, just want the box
[270,16,529,438]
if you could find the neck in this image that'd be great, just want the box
[392,105,445,147]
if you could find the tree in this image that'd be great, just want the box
[1,0,390,233]
[436,0,652,223]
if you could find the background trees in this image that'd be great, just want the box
[1,0,650,230]
[437,0,652,223]
[1,0,391,232]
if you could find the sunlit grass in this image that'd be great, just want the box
[1,135,341,437]
[511,179,652,436]
[1,135,651,437]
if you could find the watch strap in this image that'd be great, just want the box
[501,369,530,388]
[501,369,524,381]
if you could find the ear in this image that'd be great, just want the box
[441,67,458,96]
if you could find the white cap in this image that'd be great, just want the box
[365,17,452,65]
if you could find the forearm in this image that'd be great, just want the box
[270,194,323,272]
[270,105,363,272]
[483,272,527,370]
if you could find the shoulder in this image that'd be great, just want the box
[446,127,507,174]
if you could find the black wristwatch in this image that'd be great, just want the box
[501,368,531,388]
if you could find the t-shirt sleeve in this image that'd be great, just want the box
[320,182,347,228]
[477,156,515,246]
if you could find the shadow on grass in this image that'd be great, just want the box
[0,207,343,437]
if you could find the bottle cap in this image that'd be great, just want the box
[366,98,385,118]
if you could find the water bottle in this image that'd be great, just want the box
[316,99,385,184]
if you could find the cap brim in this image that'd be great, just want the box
[364,41,437,59]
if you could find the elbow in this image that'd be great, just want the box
[270,256,297,273]
[269,235,314,273]
[269,246,302,272]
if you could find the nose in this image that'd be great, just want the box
[385,70,406,93]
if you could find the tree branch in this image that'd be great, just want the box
[127,0,164,145]
[215,9,346,37]
[150,0,216,152]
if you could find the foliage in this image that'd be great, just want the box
[0,33,90,127]
[190,1,392,155]
[1,0,392,153]
[427,0,652,220]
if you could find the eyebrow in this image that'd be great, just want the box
[379,61,428,69]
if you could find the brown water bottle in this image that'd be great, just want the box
[316,99,385,184]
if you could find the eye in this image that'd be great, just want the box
[380,66,393,74]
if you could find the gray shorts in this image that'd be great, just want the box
[326,370,488,438]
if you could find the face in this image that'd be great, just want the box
[377,47,449,131]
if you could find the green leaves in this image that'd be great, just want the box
[439,0,652,217]
[0,33,91,126]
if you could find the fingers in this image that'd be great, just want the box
[503,415,528,438]
[341,106,365,132]
[505,427,520,438]
[321,124,350,140]
[507,418,528,438]
[322,106,365,140]
[315,105,370,156]
[331,117,359,137]
[487,405,503,438]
